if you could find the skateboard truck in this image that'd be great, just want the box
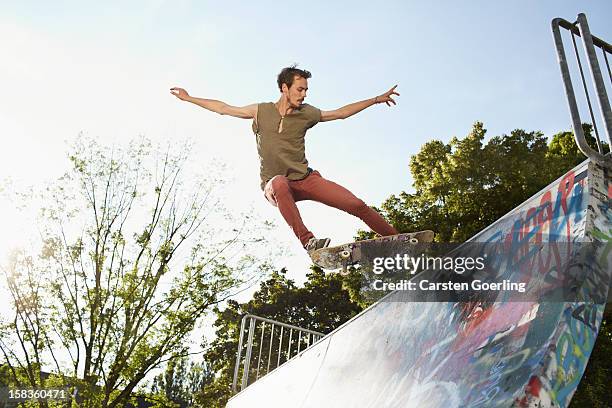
[340,247,352,275]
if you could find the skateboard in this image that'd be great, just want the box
[310,230,435,273]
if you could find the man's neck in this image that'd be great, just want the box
[275,97,295,117]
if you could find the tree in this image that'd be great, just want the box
[149,356,211,408]
[193,267,362,407]
[369,122,604,242]
[547,123,609,175]
[0,136,272,407]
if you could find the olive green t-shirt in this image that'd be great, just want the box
[252,102,321,190]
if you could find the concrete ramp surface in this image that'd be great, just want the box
[227,160,611,408]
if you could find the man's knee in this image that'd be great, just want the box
[266,176,294,203]
[269,176,290,194]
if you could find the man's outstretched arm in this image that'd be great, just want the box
[320,85,399,122]
[170,87,257,119]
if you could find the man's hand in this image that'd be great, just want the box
[170,87,190,101]
[320,84,400,122]
[374,85,400,106]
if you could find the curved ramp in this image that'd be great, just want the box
[227,160,611,408]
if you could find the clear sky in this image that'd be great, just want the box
[1,1,611,285]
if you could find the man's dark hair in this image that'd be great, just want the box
[277,65,312,91]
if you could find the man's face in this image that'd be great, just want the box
[283,76,308,108]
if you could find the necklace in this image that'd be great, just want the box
[274,102,285,133]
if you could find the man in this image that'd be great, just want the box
[170,65,398,256]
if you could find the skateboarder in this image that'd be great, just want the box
[170,65,398,256]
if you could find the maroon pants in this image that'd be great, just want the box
[264,170,398,246]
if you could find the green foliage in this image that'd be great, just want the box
[372,122,601,242]
[148,356,211,408]
[547,124,609,176]
[193,267,362,407]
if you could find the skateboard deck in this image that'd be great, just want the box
[311,230,434,272]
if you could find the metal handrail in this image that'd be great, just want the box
[232,314,324,394]
[552,14,612,164]
[554,17,612,52]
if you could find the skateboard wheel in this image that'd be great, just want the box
[340,250,351,259]
[409,237,419,244]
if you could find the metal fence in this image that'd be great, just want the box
[232,314,324,394]
[552,13,612,164]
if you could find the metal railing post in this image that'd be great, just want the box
[277,326,284,368]
[576,13,612,148]
[267,323,274,373]
[255,322,265,379]
[551,18,607,163]
[231,315,248,393]
[240,317,256,391]
[551,14,612,164]
[287,329,293,360]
